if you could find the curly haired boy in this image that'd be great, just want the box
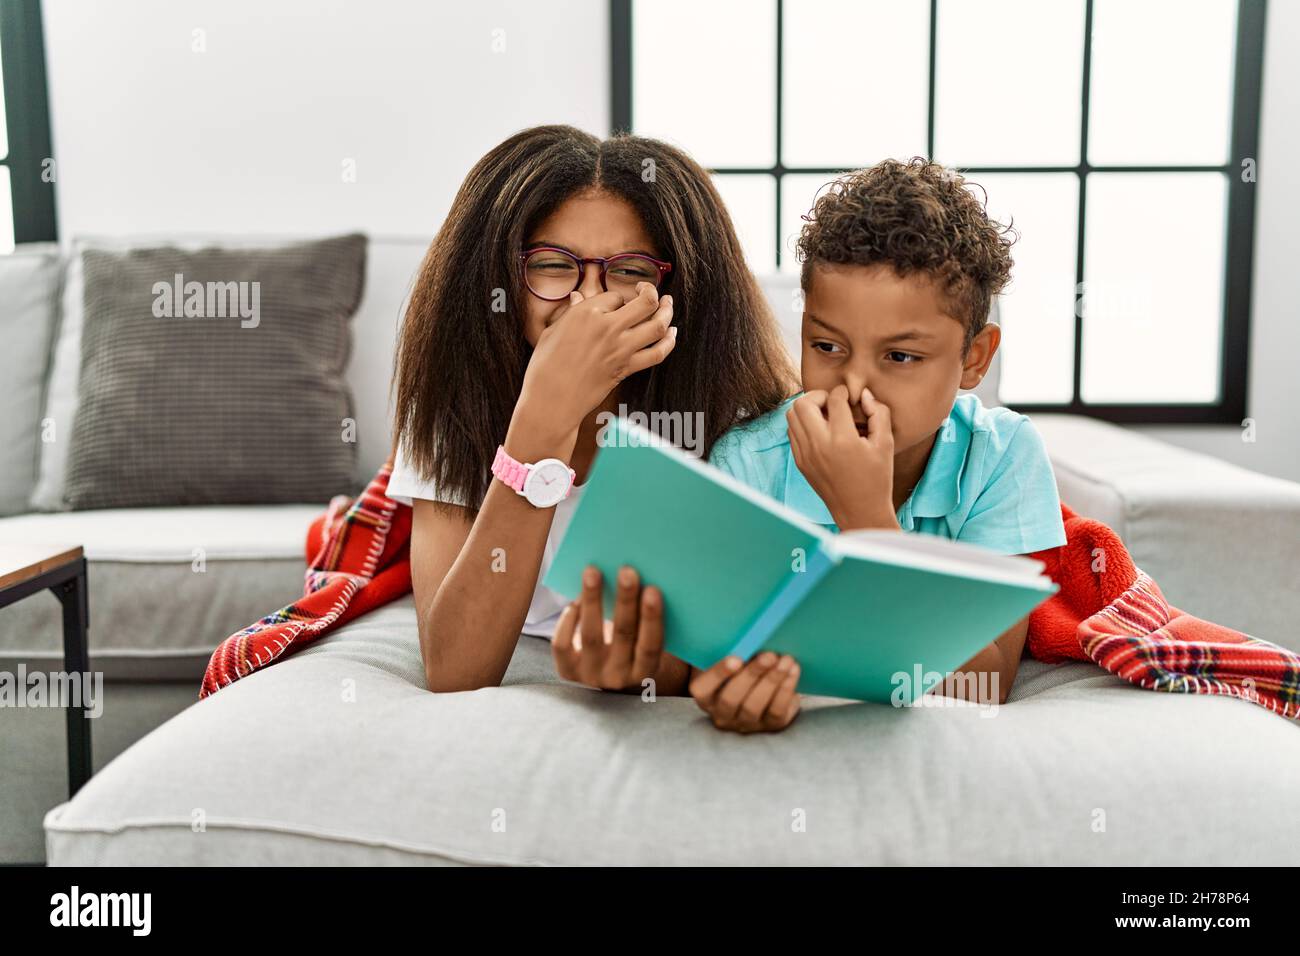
[692,157,1069,731]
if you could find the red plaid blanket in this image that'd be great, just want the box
[200,462,1300,718]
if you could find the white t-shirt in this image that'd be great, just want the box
[386,440,583,640]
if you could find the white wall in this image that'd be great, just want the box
[41,0,1299,482]
[42,0,608,238]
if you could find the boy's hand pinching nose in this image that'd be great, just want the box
[689,652,801,733]
[787,384,897,531]
[552,564,665,692]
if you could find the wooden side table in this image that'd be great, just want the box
[0,544,93,797]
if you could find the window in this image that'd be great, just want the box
[611,0,1266,425]
[0,0,57,252]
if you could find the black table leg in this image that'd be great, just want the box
[54,558,92,797]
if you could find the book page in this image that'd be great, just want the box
[833,529,1049,582]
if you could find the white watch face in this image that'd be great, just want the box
[522,458,572,508]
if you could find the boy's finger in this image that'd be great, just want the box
[714,654,779,720]
[791,393,832,445]
[690,656,742,709]
[860,386,894,447]
[737,656,788,725]
[826,384,857,439]
[787,416,805,466]
[767,660,802,725]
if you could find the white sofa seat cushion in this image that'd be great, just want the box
[44,596,1300,866]
[0,505,318,679]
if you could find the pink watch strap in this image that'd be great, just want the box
[491,446,576,500]
[491,445,529,492]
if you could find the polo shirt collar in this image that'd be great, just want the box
[897,406,972,529]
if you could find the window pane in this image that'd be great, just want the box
[633,0,775,168]
[1082,172,1226,403]
[712,173,776,274]
[972,173,1079,404]
[782,0,928,168]
[1088,0,1236,165]
[934,0,1084,167]
[778,172,843,274]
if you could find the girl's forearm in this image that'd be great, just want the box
[422,416,579,692]
[422,483,556,691]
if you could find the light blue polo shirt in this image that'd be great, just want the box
[710,393,1067,556]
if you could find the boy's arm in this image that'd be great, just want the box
[938,610,1031,705]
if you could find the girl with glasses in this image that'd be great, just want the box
[391,125,795,696]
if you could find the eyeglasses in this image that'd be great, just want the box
[519,246,673,301]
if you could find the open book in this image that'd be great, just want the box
[543,419,1058,703]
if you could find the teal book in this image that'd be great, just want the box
[543,419,1059,704]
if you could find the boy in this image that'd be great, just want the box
[691,157,1068,732]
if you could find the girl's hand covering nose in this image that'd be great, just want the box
[519,282,676,437]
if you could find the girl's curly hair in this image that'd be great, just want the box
[796,157,1017,354]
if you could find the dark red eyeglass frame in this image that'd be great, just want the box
[518,246,674,301]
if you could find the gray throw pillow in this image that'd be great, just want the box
[63,234,367,509]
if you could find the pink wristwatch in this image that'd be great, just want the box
[491,445,576,508]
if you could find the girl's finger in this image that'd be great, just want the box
[577,566,608,679]
[610,281,661,327]
[623,296,673,352]
[630,584,665,682]
[714,654,779,721]
[551,601,580,680]
[604,566,640,681]
[689,656,742,711]
[622,323,677,376]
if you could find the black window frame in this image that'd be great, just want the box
[610,0,1267,426]
[0,0,57,246]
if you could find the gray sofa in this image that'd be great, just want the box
[4,237,1299,865]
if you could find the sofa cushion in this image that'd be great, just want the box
[0,244,62,516]
[43,596,1300,865]
[61,235,366,509]
[29,232,412,511]
[0,505,317,680]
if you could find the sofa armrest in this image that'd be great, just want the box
[1031,413,1300,652]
